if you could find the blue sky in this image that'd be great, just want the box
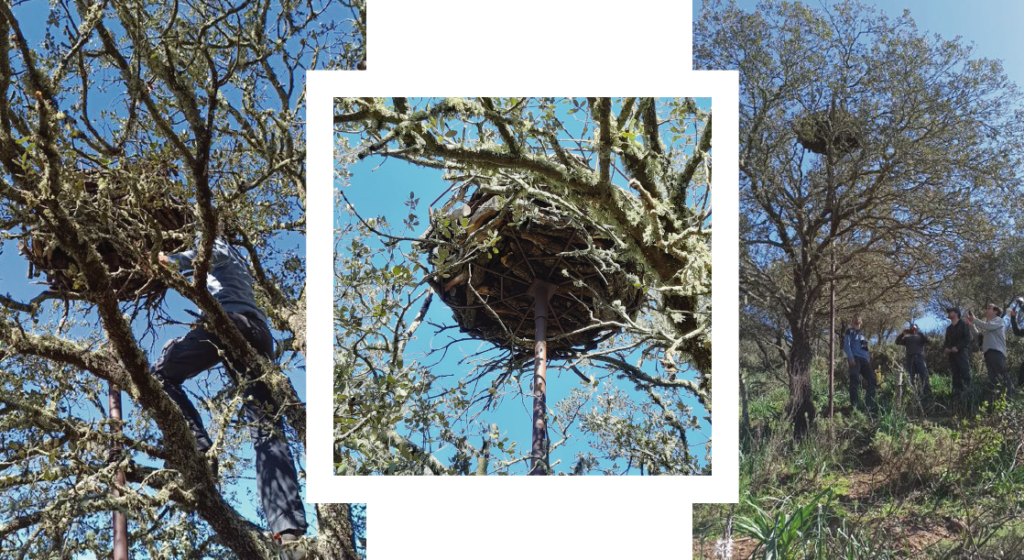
[336,98,712,475]
[697,0,1024,336]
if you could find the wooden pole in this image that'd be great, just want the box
[828,248,836,426]
[109,384,129,560]
[529,280,555,476]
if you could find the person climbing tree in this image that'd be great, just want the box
[843,314,878,413]
[153,231,308,559]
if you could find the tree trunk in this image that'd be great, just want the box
[315,503,360,560]
[740,370,751,447]
[896,359,904,407]
[786,326,816,439]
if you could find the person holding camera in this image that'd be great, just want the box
[944,307,972,397]
[895,323,932,399]
[966,304,1012,398]
[1008,297,1024,387]
[844,314,878,413]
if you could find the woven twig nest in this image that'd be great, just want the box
[420,188,645,359]
[21,171,191,300]
[794,110,860,155]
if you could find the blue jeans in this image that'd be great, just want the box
[152,311,306,535]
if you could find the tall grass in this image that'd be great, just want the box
[696,360,1024,559]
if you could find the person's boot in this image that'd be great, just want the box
[273,529,308,560]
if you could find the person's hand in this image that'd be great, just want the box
[158,252,170,266]
[1011,308,1017,318]
[848,359,855,367]
[950,347,958,353]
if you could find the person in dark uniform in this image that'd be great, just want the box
[1008,298,1024,387]
[153,236,307,558]
[896,323,932,400]
[943,307,972,397]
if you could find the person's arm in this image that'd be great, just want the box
[159,239,229,274]
[895,331,907,346]
[921,334,930,345]
[843,331,855,363]
[971,316,1002,332]
[1011,312,1024,337]
[160,248,196,274]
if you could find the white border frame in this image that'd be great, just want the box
[309,76,738,500]
[308,78,737,560]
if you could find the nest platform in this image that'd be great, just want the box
[420,188,644,358]
[794,110,860,155]
[21,173,191,300]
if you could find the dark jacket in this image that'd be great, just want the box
[843,328,870,361]
[944,320,972,353]
[1012,315,1024,338]
[166,238,267,324]
[896,331,929,356]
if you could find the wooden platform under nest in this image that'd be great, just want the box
[419,188,645,358]
[21,173,192,301]
[794,110,861,155]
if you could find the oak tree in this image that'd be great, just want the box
[334,97,713,475]
[0,1,365,558]
[696,0,1024,436]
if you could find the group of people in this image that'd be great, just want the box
[843,303,1024,412]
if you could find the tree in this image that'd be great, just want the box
[334,97,712,475]
[0,1,364,558]
[696,0,1024,437]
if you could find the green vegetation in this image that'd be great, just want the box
[694,353,1024,559]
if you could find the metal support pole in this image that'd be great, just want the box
[528,279,556,476]
[828,247,835,426]
[109,383,129,560]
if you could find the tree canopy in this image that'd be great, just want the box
[0,1,364,559]
[334,97,713,475]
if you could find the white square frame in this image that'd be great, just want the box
[308,74,738,505]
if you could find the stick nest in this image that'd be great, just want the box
[21,171,192,301]
[419,188,645,359]
[794,110,861,155]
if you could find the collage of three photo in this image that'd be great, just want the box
[2,1,1022,559]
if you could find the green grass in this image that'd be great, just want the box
[696,357,1024,560]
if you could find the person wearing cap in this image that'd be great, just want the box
[968,304,1013,397]
[153,234,308,558]
[843,314,878,413]
[943,307,972,397]
[895,323,932,399]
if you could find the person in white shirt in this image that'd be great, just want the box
[967,304,1013,397]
